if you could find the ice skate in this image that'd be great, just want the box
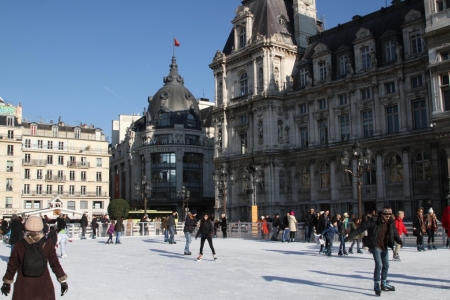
[432,244,437,250]
[392,254,401,261]
[374,282,381,296]
[196,254,203,261]
[213,254,217,260]
[338,251,343,256]
[348,248,354,254]
[357,248,363,254]
[381,280,395,291]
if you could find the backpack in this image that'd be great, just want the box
[20,238,47,277]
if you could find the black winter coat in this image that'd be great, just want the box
[183,216,196,233]
[272,216,280,228]
[317,214,328,234]
[80,215,88,227]
[304,213,316,226]
[195,220,214,238]
[220,217,227,230]
[56,217,66,230]
[280,216,289,230]
[9,219,24,245]
[337,220,346,235]
[348,215,402,250]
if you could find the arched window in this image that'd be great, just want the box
[414,151,431,181]
[239,27,246,48]
[299,165,310,189]
[240,72,248,96]
[388,154,403,183]
[319,163,330,188]
[187,113,196,127]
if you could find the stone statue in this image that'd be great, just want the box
[326,63,331,81]
[346,58,354,75]
[277,120,283,140]
[370,48,377,68]
[396,42,403,62]
[279,171,285,191]
[306,72,312,86]
[258,119,263,139]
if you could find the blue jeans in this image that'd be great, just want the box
[184,232,192,253]
[372,247,389,282]
[169,227,175,242]
[326,237,333,253]
[305,225,313,241]
[115,231,122,243]
[339,234,346,252]
[164,229,169,241]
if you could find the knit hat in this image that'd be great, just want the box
[428,208,434,214]
[191,209,197,215]
[381,207,393,215]
[25,216,43,232]
[343,212,349,218]
[261,216,265,219]
[289,212,294,215]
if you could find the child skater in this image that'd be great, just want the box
[106,220,115,244]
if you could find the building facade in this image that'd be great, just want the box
[210,0,450,221]
[109,56,215,217]
[0,100,23,217]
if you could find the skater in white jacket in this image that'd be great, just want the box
[57,229,72,258]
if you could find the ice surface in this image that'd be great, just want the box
[0,236,449,299]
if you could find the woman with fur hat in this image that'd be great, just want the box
[1,216,68,299]
[425,208,439,250]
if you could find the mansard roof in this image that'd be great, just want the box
[303,0,424,60]
[223,0,295,54]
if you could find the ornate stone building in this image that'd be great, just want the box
[109,56,215,216]
[210,0,450,221]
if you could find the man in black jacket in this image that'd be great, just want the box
[304,208,316,242]
[270,213,280,241]
[79,213,88,239]
[8,215,24,254]
[346,207,402,296]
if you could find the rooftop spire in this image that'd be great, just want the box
[163,56,184,85]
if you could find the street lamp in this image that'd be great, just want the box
[340,140,372,218]
[134,175,152,215]
[244,164,262,222]
[177,184,191,221]
[213,162,235,217]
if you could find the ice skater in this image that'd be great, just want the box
[106,220,115,244]
[321,217,339,256]
[57,229,72,258]
[346,207,402,296]
[195,214,216,261]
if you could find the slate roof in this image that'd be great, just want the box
[223,0,295,54]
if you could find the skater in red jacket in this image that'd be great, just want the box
[442,205,450,248]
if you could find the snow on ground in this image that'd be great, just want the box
[0,236,449,300]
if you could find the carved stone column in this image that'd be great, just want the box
[376,150,384,203]
[398,75,408,131]
[373,82,382,136]
[309,159,317,202]
[330,156,338,201]
[328,94,336,143]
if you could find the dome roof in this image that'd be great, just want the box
[148,56,199,121]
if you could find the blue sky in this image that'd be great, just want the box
[0,0,389,140]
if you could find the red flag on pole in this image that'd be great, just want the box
[174,38,180,47]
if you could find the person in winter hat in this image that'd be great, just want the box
[346,207,402,295]
[424,208,439,250]
[2,216,68,299]
[393,211,408,260]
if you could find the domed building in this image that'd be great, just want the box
[109,56,215,219]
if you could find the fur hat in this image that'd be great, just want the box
[381,207,393,215]
[25,216,43,232]
[343,212,349,218]
[428,208,434,214]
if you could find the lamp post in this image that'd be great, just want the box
[340,140,372,218]
[177,184,190,221]
[134,175,152,215]
[213,162,235,217]
[244,164,262,223]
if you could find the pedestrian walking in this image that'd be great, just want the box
[79,213,88,240]
[195,214,216,261]
[220,214,227,238]
[1,216,68,299]
[167,211,177,244]
[346,207,402,296]
[412,207,427,251]
[106,221,115,244]
[183,210,197,255]
[393,211,408,260]
[424,208,438,250]
[288,211,297,242]
[115,216,124,244]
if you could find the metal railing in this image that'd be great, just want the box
[63,221,446,245]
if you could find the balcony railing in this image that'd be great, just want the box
[45,175,66,182]
[22,159,47,166]
[67,161,90,168]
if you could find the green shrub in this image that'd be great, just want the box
[107,199,130,220]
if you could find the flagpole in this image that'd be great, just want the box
[173,35,175,56]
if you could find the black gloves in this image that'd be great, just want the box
[61,282,68,296]
[405,233,409,237]
[1,283,10,296]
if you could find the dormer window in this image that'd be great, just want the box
[318,61,326,81]
[299,68,307,87]
[74,127,81,139]
[239,26,246,49]
[31,124,37,136]
[6,116,14,127]
[240,72,248,96]
[52,126,58,137]
[338,55,348,76]
[385,40,396,62]
[361,46,371,69]
[410,31,423,54]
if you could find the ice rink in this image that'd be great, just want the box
[0,235,448,299]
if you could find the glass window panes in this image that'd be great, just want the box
[240,72,248,96]
[415,151,431,181]
[362,110,374,137]
[385,40,396,62]
[361,46,371,69]
[386,105,399,133]
[340,114,350,141]
[388,155,403,183]
[413,100,427,129]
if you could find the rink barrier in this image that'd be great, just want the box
[64,221,446,245]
